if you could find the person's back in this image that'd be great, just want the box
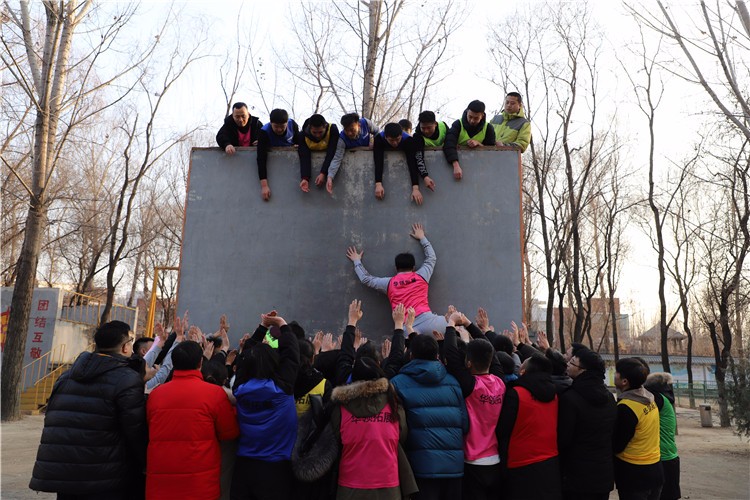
[498,354,561,500]
[391,334,468,500]
[613,358,664,500]
[146,341,239,500]
[30,321,147,499]
[558,348,617,500]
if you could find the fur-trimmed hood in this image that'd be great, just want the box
[331,378,390,418]
[644,372,676,405]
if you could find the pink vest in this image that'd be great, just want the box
[237,128,252,147]
[464,374,506,461]
[338,406,400,489]
[387,272,430,316]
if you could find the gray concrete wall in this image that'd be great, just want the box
[178,147,524,342]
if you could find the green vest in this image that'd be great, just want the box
[457,121,488,145]
[423,121,447,147]
[658,395,678,460]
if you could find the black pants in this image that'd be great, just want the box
[660,457,681,500]
[617,487,663,500]
[414,477,462,500]
[463,463,501,500]
[230,457,293,500]
[562,492,610,500]
[58,493,125,500]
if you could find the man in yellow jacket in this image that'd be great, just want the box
[491,92,531,153]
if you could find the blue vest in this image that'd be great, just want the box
[261,120,296,147]
[379,130,409,146]
[340,118,372,148]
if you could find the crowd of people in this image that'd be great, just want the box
[215,95,531,203]
[29,224,680,500]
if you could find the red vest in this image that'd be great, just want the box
[387,272,430,315]
[237,128,252,147]
[507,386,558,468]
[338,406,400,489]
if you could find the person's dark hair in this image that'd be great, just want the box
[132,337,153,355]
[491,335,514,356]
[298,338,315,369]
[410,334,439,361]
[394,252,415,271]
[351,357,400,413]
[616,357,649,389]
[575,348,606,377]
[94,321,131,351]
[524,353,553,374]
[355,341,383,366]
[309,114,327,128]
[570,342,587,358]
[237,343,280,385]
[506,92,523,104]
[632,356,651,375]
[398,119,412,132]
[418,110,436,124]
[232,102,248,110]
[269,108,289,124]
[467,100,486,113]
[202,358,228,386]
[466,338,495,372]
[545,349,567,376]
[340,113,360,128]
[496,351,516,376]
[172,341,203,371]
[289,321,305,340]
[384,122,403,138]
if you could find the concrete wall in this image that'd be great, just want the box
[178,147,524,342]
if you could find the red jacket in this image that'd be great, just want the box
[146,370,239,500]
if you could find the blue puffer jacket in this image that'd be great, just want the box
[391,359,468,478]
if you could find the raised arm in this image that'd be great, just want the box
[335,299,363,386]
[347,246,390,293]
[444,324,475,398]
[410,223,437,282]
[263,314,300,395]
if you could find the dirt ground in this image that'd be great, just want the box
[2,406,748,500]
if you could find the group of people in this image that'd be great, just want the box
[215,94,531,203]
[30,224,679,500]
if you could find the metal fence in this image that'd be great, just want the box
[61,292,137,327]
[673,381,719,407]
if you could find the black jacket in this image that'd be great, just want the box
[216,114,263,150]
[557,370,617,494]
[30,351,148,495]
[443,110,496,163]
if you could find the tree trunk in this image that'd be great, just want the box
[361,0,382,117]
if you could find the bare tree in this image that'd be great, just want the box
[280,0,464,124]
[0,0,167,421]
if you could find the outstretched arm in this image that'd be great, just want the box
[410,224,437,282]
[346,246,390,293]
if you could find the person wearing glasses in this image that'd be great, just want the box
[558,348,617,500]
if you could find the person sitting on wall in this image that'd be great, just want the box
[413,110,449,148]
[298,114,340,194]
[490,92,531,153]
[326,113,380,195]
[256,108,300,201]
[216,102,263,154]
[373,123,435,205]
[443,100,496,180]
[345,223,447,335]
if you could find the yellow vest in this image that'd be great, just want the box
[616,398,661,465]
[295,378,327,417]
[304,126,332,151]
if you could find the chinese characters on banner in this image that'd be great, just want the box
[1,288,60,389]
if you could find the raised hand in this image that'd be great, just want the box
[154,322,167,344]
[321,333,335,352]
[382,338,392,359]
[263,312,287,329]
[348,299,363,326]
[405,307,416,334]
[476,307,489,332]
[392,303,406,330]
[449,310,465,327]
[239,333,251,353]
[519,322,530,345]
[219,328,230,352]
[432,330,444,342]
[409,222,425,240]
[354,328,363,350]
[537,330,550,350]
[203,341,215,360]
[260,310,277,328]
[312,331,324,354]
[445,304,457,322]
[220,314,230,334]
[346,246,363,262]
[188,325,203,344]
